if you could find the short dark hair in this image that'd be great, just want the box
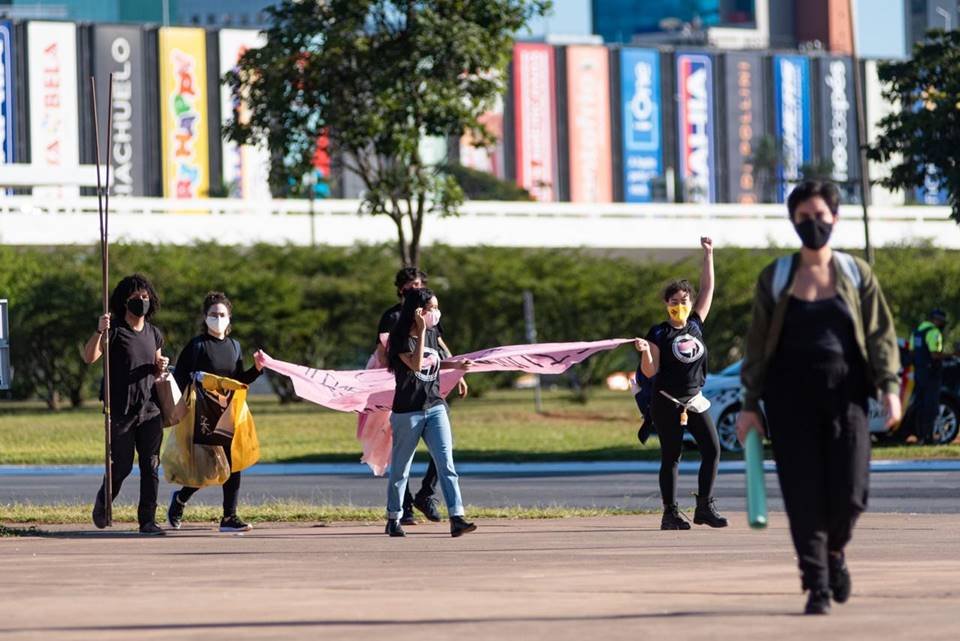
[663,279,696,303]
[201,291,233,335]
[787,180,841,220]
[394,267,428,296]
[109,273,160,321]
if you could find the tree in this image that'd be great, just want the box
[749,135,781,203]
[866,29,960,222]
[224,0,550,266]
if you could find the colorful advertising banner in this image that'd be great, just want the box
[28,21,80,198]
[512,43,557,202]
[565,45,612,203]
[94,24,148,196]
[219,28,270,200]
[676,52,716,203]
[723,52,764,204]
[460,94,505,179]
[816,56,859,189]
[159,27,210,199]
[0,21,15,166]
[773,54,812,203]
[620,48,662,203]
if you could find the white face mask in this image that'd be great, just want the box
[206,315,230,335]
[424,309,442,329]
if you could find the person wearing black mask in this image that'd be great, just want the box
[371,267,468,525]
[737,181,901,615]
[83,274,169,535]
[167,292,264,532]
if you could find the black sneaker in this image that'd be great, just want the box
[450,516,477,538]
[400,508,418,526]
[661,504,691,530]
[167,491,185,530]
[219,515,253,532]
[829,553,852,604]
[804,589,832,615]
[385,519,406,537]
[138,522,166,536]
[413,494,442,522]
[693,495,729,528]
[92,496,108,529]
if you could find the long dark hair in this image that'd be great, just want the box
[109,273,160,322]
[200,291,233,335]
[387,287,435,373]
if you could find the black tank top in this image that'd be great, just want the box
[773,296,864,382]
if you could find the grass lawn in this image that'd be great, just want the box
[0,501,656,527]
[1,389,957,465]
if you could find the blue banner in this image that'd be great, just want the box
[0,20,14,165]
[620,48,661,203]
[676,52,716,203]
[773,55,812,203]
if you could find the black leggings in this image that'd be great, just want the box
[651,392,720,506]
[178,445,241,517]
[96,415,164,527]
[402,457,438,511]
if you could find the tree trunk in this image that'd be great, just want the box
[46,388,61,411]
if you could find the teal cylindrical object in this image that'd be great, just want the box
[745,428,768,529]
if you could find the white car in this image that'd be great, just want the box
[698,361,898,452]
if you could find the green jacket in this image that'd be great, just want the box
[740,251,900,413]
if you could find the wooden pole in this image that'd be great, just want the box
[848,0,876,264]
[91,75,113,526]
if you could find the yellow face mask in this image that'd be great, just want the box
[668,304,692,324]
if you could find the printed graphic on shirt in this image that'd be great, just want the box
[415,347,442,382]
[672,333,705,364]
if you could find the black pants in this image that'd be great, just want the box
[651,392,720,506]
[96,414,163,527]
[911,370,942,442]
[402,458,438,512]
[765,367,870,591]
[178,444,241,517]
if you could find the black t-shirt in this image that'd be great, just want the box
[107,321,164,431]
[173,333,260,393]
[646,311,708,399]
[391,328,445,413]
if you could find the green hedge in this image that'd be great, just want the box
[1,243,957,408]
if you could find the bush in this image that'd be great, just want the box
[0,244,956,407]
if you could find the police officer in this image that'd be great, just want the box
[909,309,952,444]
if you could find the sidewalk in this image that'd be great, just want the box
[2,512,958,640]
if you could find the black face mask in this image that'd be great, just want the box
[794,218,834,250]
[126,297,150,318]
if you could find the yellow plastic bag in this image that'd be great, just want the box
[161,380,231,488]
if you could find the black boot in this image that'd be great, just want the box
[413,493,442,522]
[804,589,832,615]
[167,491,185,530]
[660,504,691,530]
[693,495,728,528]
[92,492,108,529]
[385,519,406,537]
[450,516,477,537]
[829,552,852,604]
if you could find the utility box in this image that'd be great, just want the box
[0,299,9,390]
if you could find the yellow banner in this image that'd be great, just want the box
[159,27,209,199]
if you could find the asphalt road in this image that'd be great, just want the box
[3,468,958,514]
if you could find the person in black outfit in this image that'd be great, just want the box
[167,292,263,532]
[374,267,468,525]
[634,237,727,531]
[738,181,901,615]
[83,274,169,535]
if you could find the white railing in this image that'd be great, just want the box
[0,196,957,249]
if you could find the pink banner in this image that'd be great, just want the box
[260,338,631,475]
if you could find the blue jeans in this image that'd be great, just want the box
[387,405,464,519]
